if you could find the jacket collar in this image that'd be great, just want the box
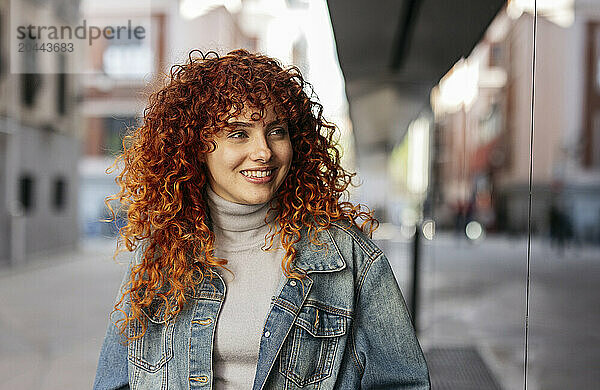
[145,224,346,322]
[292,225,346,274]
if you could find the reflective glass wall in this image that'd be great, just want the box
[528,1,600,388]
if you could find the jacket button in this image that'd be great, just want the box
[290,281,296,287]
[192,318,212,326]
[264,330,271,338]
[190,375,209,383]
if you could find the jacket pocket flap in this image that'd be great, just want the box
[127,320,174,373]
[295,305,347,337]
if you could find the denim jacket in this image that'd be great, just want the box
[93,220,430,389]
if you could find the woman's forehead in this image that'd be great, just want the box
[226,103,285,123]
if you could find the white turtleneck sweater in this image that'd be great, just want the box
[206,186,286,389]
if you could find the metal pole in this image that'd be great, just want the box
[410,222,421,331]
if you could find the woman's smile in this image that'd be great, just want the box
[240,167,277,182]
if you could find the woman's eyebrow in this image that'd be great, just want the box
[226,121,252,127]
[225,119,286,129]
[266,119,286,128]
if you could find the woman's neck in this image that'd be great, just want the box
[205,185,276,232]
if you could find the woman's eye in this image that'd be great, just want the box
[227,131,248,139]
[270,127,287,136]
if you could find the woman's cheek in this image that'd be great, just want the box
[222,149,246,170]
[279,140,293,166]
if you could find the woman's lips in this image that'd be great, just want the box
[240,168,276,184]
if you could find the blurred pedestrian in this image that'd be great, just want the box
[93,50,429,389]
[549,202,573,253]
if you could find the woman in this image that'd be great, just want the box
[94,49,430,390]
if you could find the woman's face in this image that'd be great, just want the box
[204,104,293,205]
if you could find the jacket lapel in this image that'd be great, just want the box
[252,226,346,390]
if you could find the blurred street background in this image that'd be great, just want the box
[1,0,599,389]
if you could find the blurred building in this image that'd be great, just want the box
[0,0,82,265]
[78,0,165,237]
[431,0,600,242]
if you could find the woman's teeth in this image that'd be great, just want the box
[241,170,273,178]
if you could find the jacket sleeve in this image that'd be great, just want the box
[93,264,131,390]
[353,252,430,389]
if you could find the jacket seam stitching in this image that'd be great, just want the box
[357,251,381,294]
[163,356,168,390]
[330,221,381,259]
[352,251,384,375]
[272,296,298,315]
[187,303,197,390]
[331,222,372,255]
[303,300,352,318]
[324,228,346,268]
[350,324,364,374]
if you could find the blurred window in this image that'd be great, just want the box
[102,29,152,79]
[0,11,4,76]
[585,22,600,167]
[103,116,137,155]
[286,0,309,8]
[596,25,600,93]
[479,102,502,145]
[56,54,67,115]
[292,35,309,76]
[18,174,34,212]
[52,177,67,211]
[21,48,42,107]
[489,42,504,67]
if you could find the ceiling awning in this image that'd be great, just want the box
[327,0,506,151]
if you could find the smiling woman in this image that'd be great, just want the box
[93,49,430,390]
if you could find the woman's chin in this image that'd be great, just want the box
[234,190,275,205]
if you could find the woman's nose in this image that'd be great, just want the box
[250,135,272,162]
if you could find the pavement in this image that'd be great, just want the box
[379,232,600,390]
[0,239,128,390]
[0,233,598,390]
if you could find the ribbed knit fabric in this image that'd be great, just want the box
[206,186,285,390]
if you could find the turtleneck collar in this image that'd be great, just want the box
[206,185,276,232]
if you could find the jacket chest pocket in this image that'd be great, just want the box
[279,305,347,387]
[127,320,175,373]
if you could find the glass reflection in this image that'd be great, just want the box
[416,1,599,389]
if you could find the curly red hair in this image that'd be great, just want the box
[106,49,378,340]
